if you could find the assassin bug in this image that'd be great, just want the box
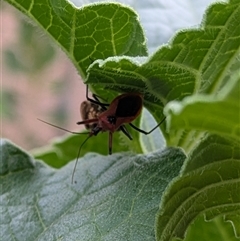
[77,86,166,154]
[38,85,166,183]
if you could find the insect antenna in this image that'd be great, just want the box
[38,118,97,184]
[71,135,92,184]
[37,118,89,135]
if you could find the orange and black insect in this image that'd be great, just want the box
[39,85,166,183]
[77,86,166,153]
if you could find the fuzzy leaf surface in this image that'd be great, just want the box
[1,139,185,241]
[166,74,240,145]
[156,134,240,241]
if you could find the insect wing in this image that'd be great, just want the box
[80,101,103,129]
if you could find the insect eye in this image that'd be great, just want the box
[107,116,116,124]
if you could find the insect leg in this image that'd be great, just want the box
[91,89,108,104]
[77,118,99,125]
[86,85,109,108]
[92,94,108,111]
[128,117,166,135]
[109,132,113,154]
[120,125,133,140]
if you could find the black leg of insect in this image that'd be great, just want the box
[128,118,166,135]
[85,85,109,108]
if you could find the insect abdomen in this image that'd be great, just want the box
[115,94,143,118]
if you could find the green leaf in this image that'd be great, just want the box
[172,215,239,241]
[225,213,240,238]
[1,139,185,241]
[155,134,240,241]
[166,72,240,144]
[5,0,147,78]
